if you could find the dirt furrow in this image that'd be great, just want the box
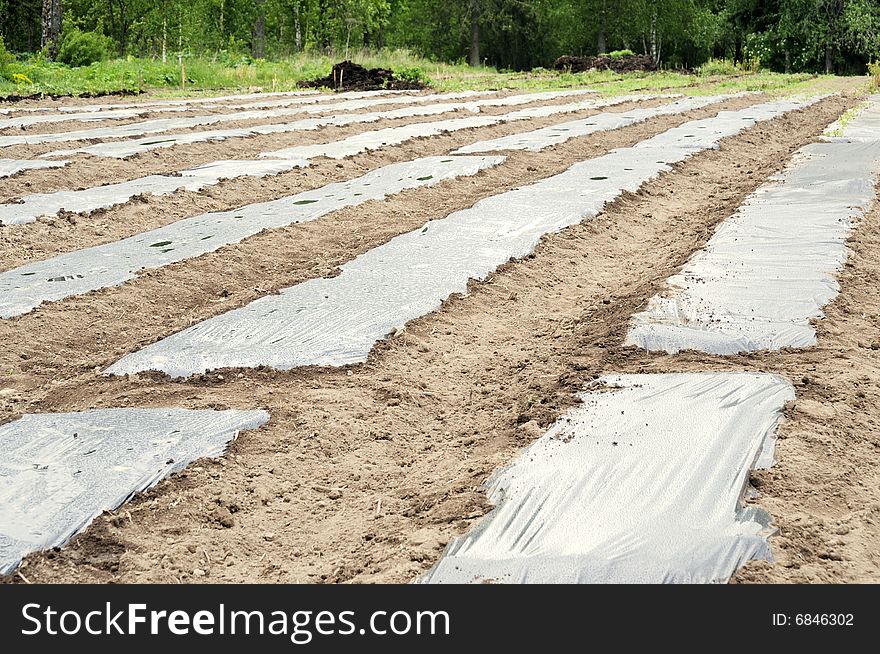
[0,94,754,274]
[0,91,482,141]
[0,90,532,167]
[0,105,254,137]
[1,93,854,584]
[0,95,777,387]
[0,106,494,198]
[0,92,665,202]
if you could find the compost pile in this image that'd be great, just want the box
[298,60,427,92]
[553,54,658,73]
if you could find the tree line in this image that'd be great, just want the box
[3,0,879,74]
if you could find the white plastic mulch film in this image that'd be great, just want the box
[0,89,415,116]
[822,94,880,141]
[259,93,670,162]
[40,104,462,160]
[418,373,794,584]
[626,98,880,355]
[105,97,818,378]
[56,90,600,160]
[0,157,311,226]
[0,156,504,318]
[453,94,732,153]
[0,91,485,149]
[0,89,327,118]
[0,158,68,178]
[0,93,667,226]
[0,106,193,131]
[0,408,269,574]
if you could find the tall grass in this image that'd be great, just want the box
[698,58,741,76]
[0,44,841,100]
[0,48,471,99]
[869,62,880,91]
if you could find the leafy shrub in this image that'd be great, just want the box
[0,36,14,79]
[395,66,431,85]
[12,72,32,84]
[216,51,255,67]
[57,29,115,67]
[698,58,740,76]
[608,49,636,58]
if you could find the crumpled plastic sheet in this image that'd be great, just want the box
[105,97,817,377]
[0,157,309,226]
[0,91,486,149]
[0,156,503,318]
[453,95,735,153]
[0,94,659,225]
[260,94,676,161]
[626,101,880,354]
[0,408,269,575]
[418,373,794,584]
[0,158,68,178]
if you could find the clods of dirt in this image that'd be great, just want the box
[298,61,428,92]
[554,54,658,74]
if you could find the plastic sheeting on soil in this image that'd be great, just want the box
[0,157,309,226]
[0,408,269,575]
[261,94,676,161]
[99,89,418,113]
[43,90,594,159]
[625,100,880,355]
[0,156,503,318]
[452,95,735,153]
[215,89,431,111]
[0,105,194,131]
[262,116,501,160]
[0,94,659,225]
[822,95,880,142]
[1,91,486,149]
[0,158,68,178]
[418,373,794,584]
[105,97,817,377]
[0,90,324,115]
[42,103,478,159]
[0,90,449,134]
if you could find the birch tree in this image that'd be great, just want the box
[41,0,62,59]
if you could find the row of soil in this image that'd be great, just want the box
[1,94,864,583]
[0,94,746,274]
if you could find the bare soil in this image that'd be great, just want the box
[0,91,508,179]
[1,93,737,272]
[2,90,874,584]
[298,61,427,92]
[554,54,658,73]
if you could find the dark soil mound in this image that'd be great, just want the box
[298,60,428,92]
[553,54,658,74]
